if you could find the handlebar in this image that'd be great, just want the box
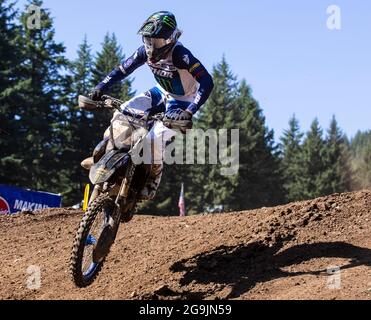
[78,94,191,132]
[78,94,164,122]
[96,95,123,111]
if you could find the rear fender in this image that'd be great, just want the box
[89,149,129,185]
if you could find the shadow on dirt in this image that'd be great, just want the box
[170,241,371,299]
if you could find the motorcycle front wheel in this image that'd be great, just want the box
[70,193,117,288]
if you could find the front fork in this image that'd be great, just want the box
[89,185,102,206]
[115,161,136,208]
[89,161,136,237]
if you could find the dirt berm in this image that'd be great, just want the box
[0,191,370,300]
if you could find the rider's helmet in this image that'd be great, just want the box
[138,11,182,63]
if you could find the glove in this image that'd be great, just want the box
[165,108,193,121]
[89,89,102,102]
[164,108,193,133]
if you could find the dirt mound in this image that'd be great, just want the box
[0,191,370,300]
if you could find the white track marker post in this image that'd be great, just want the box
[83,184,90,211]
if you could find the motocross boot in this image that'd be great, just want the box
[81,138,109,171]
[81,157,94,170]
[138,164,163,201]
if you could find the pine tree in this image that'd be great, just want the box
[0,0,22,182]
[73,35,93,97]
[353,144,371,189]
[322,116,352,194]
[4,0,70,193]
[300,118,327,199]
[0,0,18,97]
[91,32,133,101]
[280,115,305,202]
[350,131,371,189]
[351,131,371,155]
[231,80,284,210]
[89,33,134,157]
[189,57,239,212]
[188,57,284,212]
[58,36,94,204]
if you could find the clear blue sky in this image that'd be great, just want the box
[16,0,371,140]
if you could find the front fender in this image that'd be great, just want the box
[89,149,129,185]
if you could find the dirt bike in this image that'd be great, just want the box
[70,94,187,288]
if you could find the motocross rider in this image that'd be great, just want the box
[88,11,214,200]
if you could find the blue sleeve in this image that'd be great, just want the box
[96,46,147,91]
[172,45,214,114]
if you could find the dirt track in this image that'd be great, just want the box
[0,191,370,300]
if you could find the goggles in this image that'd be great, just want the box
[142,37,172,50]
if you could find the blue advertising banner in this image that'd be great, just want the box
[0,185,62,215]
